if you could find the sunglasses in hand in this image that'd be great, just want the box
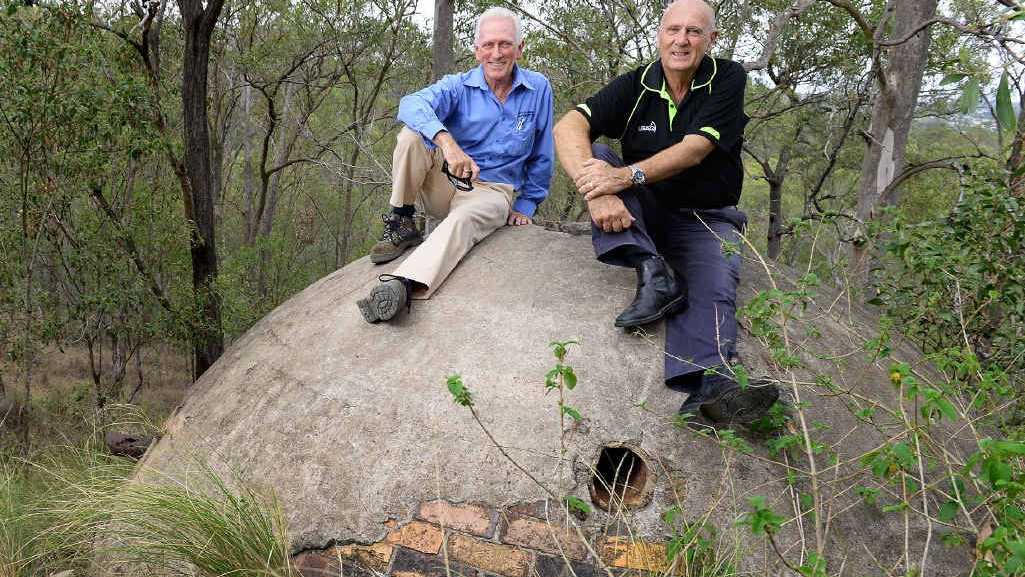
[442,161,474,191]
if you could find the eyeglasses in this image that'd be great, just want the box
[663,26,708,39]
[477,41,515,52]
[442,161,474,191]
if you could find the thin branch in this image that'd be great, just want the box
[88,186,177,319]
[742,0,816,72]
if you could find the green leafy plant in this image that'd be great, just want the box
[545,339,581,462]
[663,506,736,577]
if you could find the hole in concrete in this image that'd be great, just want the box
[590,445,650,512]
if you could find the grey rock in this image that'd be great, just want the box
[136,225,973,576]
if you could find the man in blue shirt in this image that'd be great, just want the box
[358,7,554,323]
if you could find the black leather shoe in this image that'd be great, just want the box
[679,371,779,424]
[614,255,686,327]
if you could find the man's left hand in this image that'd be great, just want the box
[576,158,631,201]
[507,211,532,226]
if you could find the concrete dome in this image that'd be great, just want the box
[139,225,972,576]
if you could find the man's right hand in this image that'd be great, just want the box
[588,195,634,232]
[437,135,480,182]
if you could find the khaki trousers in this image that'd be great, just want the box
[390,127,514,298]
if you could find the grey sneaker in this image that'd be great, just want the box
[370,213,422,264]
[679,371,779,425]
[357,276,411,323]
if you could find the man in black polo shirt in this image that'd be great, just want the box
[553,0,778,423]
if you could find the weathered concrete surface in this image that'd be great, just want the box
[138,225,973,575]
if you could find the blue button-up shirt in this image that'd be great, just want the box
[397,65,554,217]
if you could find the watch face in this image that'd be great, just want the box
[632,167,645,185]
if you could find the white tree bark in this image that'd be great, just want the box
[849,0,939,290]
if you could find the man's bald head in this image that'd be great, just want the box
[657,0,717,78]
[660,0,716,32]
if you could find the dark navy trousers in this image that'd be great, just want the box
[590,144,746,385]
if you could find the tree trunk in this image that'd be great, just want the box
[242,83,260,246]
[849,0,938,292]
[432,0,454,81]
[767,126,798,260]
[178,0,226,378]
[1008,85,1025,196]
[257,82,297,240]
[767,178,784,260]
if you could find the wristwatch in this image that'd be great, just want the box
[628,164,646,186]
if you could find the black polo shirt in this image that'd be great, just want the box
[576,56,748,210]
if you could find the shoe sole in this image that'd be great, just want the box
[370,237,423,265]
[700,384,780,424]
[357,281,406,323]
[614,293,687,328]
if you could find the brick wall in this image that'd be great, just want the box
[293,499,678,577]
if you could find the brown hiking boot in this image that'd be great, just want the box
[370,212,422,264]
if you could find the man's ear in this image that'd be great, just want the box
[709,30,719,46]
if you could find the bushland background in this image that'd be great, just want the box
[0,0,1023,575]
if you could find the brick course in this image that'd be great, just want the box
[293,547,385,577]
[292,500,680,577]
[385,520,444,554]
[418,499,496,537]
[391,546,477,577]
[499,512,590,560]
[447,533,531,577]
[532,554,604,577]
[601,538,670,572]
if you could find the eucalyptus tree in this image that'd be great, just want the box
[84,0,227,378]
[433,0,454,80]
[739,0,867,261]
[819,0,1022,293]
[0,2,187,416]
[212,0,353,305]
[329,0,424,267]
[176,0,227,376]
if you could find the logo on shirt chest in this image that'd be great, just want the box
[515,112,534,132]
[638,121,657,133]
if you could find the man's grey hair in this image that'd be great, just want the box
[661,0,717,31]
[474,7,523,45]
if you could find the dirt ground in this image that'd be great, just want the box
[1,345,192,444]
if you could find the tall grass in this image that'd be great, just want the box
[0,461,41,577]
[0,441,127,577]
[102,463,297,577]
[0,443,297,577]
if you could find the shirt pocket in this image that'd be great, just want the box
[508,111,535,156]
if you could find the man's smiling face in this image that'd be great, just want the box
[474,17,523,87]
[658,0,717,77]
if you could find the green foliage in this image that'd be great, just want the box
[749,400,791,435]
[797,552,828,577]
[446,374,474,407]
[662,506,736,577]
[6,444,297,577]
[715,429,754,455]
[737,282,816,371]
[878,175,1025,419]
[740,496,784,536]
[563,495,591,517]
[545,340,582,425]
[765,432,802,457]
[996,72,1018,135]
[861,441,916,480]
